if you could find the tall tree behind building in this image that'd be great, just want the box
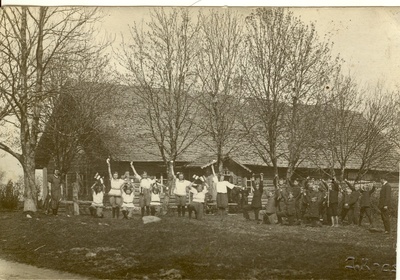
[196,9,245,174]
[118,8,202,187]
[0,7,105,212]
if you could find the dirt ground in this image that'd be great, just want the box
[0,210,396,279]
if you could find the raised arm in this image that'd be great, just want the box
[273,174,278,189]
[332,180,339,192]
[211,163,216,177]
[170,161,177,180]
[130,162,140,178]
[344,179,355,192]
[259,173,264,194]
[106,158,112,179]
[321,180,329,191]
[90,182,97,190]
[369,185,376,195]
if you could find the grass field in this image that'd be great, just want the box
[0,210,397,279]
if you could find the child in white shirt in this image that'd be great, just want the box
[150,182,162,216]
[188,178,209,220]
[121,180,135,219]
[89,177,105,218]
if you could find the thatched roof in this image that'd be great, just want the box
[36,84,399,174]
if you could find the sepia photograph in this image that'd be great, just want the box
[0,1,399,279]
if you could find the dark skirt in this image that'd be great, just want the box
[217,193,228,208]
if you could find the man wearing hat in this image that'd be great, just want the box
[379,177,392,234]
[131,162,156,217]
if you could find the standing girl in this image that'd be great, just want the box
[211,163,239,217]
[107,158,124,218]
[130,162,156,217]
[170,164,192,217]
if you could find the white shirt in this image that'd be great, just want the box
[216,180,235,193]
[174,179,191,196]
[135,175,156,189]
[190,186,208,203]
[92,191,104,206]
[109,178,124,196]
[122,192,135,207]
[150,192,161,206]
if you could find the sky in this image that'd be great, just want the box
[1,5,400,183]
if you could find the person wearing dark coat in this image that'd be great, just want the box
[277,192,296,225]
[274,175,287,224]
[239,186,251,220]
[307,183,323,227]
[263,190,277,224]
[288,178,302,222]
[379,178,392,234]
[321,178,340,227]
[250,174,264,223]
[358,183,376,226]
[341,180,360,225]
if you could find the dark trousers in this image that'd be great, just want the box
[341,207,357,225]
[242,205,261,220]
[277,211,295,225]
[359,206,373,225]
[177,205,186,217]
[380,208,390,232]
[141,206,150,217]
[295,200,301,220]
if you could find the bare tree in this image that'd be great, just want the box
[0,7,102,212]
[312,73,363,180]
[118,8,202,185]
[240,8,291,177]
[39,82,114,174]
[195,9,244,174]
[353,84,399,181]
[281,11,338,181]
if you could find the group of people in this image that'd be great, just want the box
[45,159,393,234]
[241,175,392,234]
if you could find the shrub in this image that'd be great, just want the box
[0,180,20,210]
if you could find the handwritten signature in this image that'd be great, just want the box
[345,257,396,273]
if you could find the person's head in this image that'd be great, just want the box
[196,184,204,193]
[380,177,387,185]
[293,179,299,186]
[125,186,132,195]
[54,169,60,176]
[346,188,352,195]
[268,191,274,197]
[142,171,148,179]
[288,192,294,200]
[113,171,118,180]
[219,173,224,181]
[152,184,160,194]
[94,183,102,194]
[278,178,284,186]
[178,172,184,181]
[312,184,319,192]
[354,184,361,191]
[254,178,260,189]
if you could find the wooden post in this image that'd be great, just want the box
[43,167,48,202]
[72,173,80,216]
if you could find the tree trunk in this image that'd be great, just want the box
[340,166,346,182]
[286,164,294,182]
[23,154,37,212]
